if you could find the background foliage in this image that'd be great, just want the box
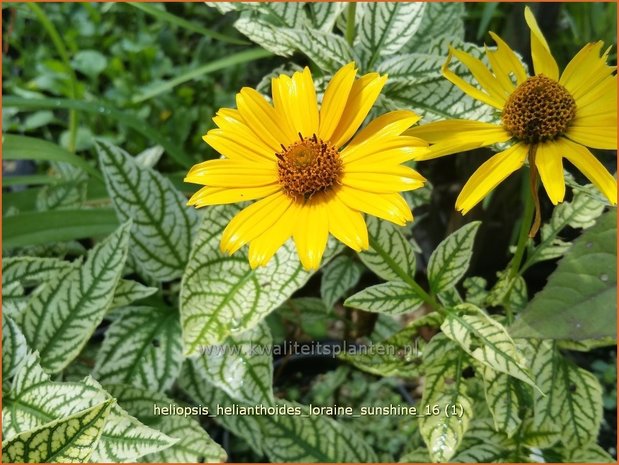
[2,2,617,463]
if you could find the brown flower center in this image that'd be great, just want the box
[276,134,343,201]
[501,75,576,143]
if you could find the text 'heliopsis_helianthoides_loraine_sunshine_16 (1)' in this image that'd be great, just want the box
[406,6,617,220]
[185,62,429,270]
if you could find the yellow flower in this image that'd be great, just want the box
[407,6,617,214]
[185,63,428,270]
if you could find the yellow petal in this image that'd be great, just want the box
[248,206,298,268]
[329,72,388,148]
[342,166,425,193]
[573,75,617,120]
[559,137,617,205]
[184,159,278,187]
[560,42,615,101]
[327,194,368,251]
[456,143,527,214]
[236,87,296,151]
[221,193,293,254]
[338,188,412,226]
[187,184,280,207]
[524,6,559,79]
[203,130,276,163]
[442,47,505,110]
[211,110,277,161]
[566,115,617,151]
[405,120,511,160]
[343,141,428,166]
[535,142,565,205]
[487,31,528,89]
[318,62,357,141]
[273,67,319,139]
[449,47,509,104]
[293,198,329,270]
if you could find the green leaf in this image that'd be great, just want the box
[419,335,473,462]
[359,217,417,282]
[564,444,615,463]
[2,314,28,384]
[297,27,356,74]
[3,134,102,180]
[110,280,158,309]
[340,312,442,377]
[3,96,194,167]
[15,222,131,372]
[180,361,379,462]
[511,210,616,340]
[480,365,522,437]
[522,340,603,449]
[2,399,114,463]
[72,49,107,77]
[345,280,424,315]
[93,306,182,391]
[180,204,323,353]
[277,297,331,339]
[189,320,273,404]
[427,221,481,294]
[320,254,363,309]
[451,417,512,462]
[3,208,119,248]
[97,140,198,282]
[355,2,426,68]
[3,353,176,462]
[442,304,538,390]
[105,384,227,463]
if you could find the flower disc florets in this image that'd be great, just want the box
[501,75,576,143]
[276,133,343,200]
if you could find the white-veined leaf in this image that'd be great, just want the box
[481,365,522,437]
[345,280,424,315]
[180,204,328,353]
[564,444,615,463]
[320,254,363,309]
[36,163,87,211]
[463,276,488,307]
[110,279,158,309]
[259,1,307,27]
[2,399,114,463]
[135,145,164,169]
[451,416,513,462]
[442,304,538,390]
[359,216,417,282]
[97,140,198,282]
[105,384,227,463]
[94,306,182,392]
[308,2,346,31]
[180,360,378,462]
[2,314,28,384]
[15,222,131,372]
[234,14,299,56]
[3,352,176,462]
[355,2,426,68]
[297,27,356,74]
[419,334,473,462]
[340,312,442,377]
[427,221,480,294]
[190,320,273,405]
[403,3,465,53]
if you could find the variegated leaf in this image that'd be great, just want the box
[3,399,114,463]
[345,280,424,315]
[97,140,198,282]
[3,353,176,462]
[442,304,538,389]
[16,222,131,372]
[234,14,298,56]
[297,27,356,74]
[308,2,346,31]
[190,320,273,405]
[404,3,465,53]
[94,306,183,392]
[320,254,363,309]
[427,222,481,294]
[481,365,522,437]
[180,204,330,353]
[105,384,227,463]
[110,279,158,309]
[2,314,28,384]
[359,216,417,282]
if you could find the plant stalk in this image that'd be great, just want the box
[345,2,357,46]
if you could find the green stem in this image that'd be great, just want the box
[28,3,79,153]
[345,2,357,47]
[509,169,535,279]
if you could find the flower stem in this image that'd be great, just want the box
[509,169,535,279]
[345,2,356,47]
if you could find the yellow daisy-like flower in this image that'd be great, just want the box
[407,6,617,214]
[185,63,428,270]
